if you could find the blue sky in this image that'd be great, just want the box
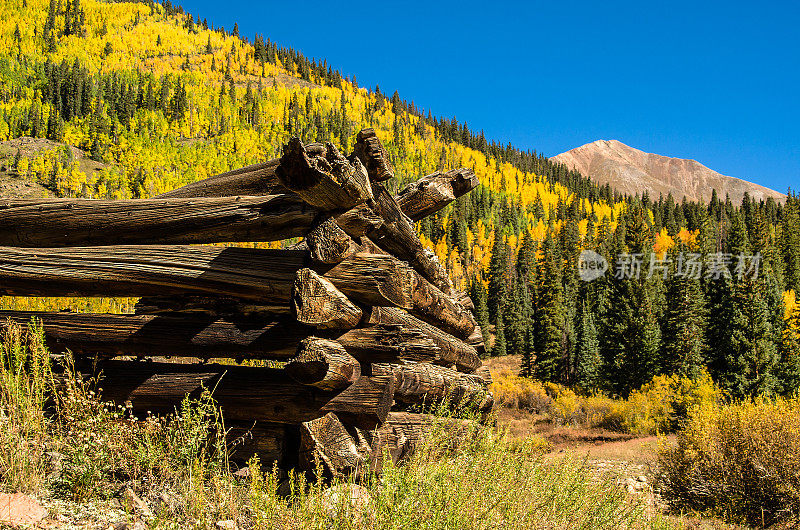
[181,0,799,193]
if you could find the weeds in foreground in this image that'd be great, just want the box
[0,320,667,528]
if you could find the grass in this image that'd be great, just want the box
[0,321,676,528]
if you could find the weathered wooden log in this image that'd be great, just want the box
[349,128,394,182]
[360,182,454,297]
[285,338,360,391]
[454,291,476,312]
[334,324,442,364]
[226,422,292,467]
[293,269,362,329]
[367,307,482,372]
[0,195,317,247]
[369,412,475,469]
[395,168,479,221]
[334,204,384,237]
[133,295,288,317]
[0,310,304,359]
[305,216,359,265]
[465,323,487,358]
[320,253,414,309]
[0,246,413,309]
[154,144,329,199]
[0,310,450,365]
[319,371,396,429]
[91,361,390,425]
[276,139,372,211]
[299,412,371,477]
[0,245,301,301]
[410,271,477,339]
[473,365,492,386]
[371,362,493,412]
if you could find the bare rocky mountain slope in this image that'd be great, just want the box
[552,139,784,204]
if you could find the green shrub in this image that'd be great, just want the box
[657,398,800,526]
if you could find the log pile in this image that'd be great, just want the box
[0,129,492,477]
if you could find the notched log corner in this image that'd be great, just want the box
[277,138,373,211]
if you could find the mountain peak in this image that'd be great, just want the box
[552,141,784,204]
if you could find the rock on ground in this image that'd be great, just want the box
[0,492,48,525]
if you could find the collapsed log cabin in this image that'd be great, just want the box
[0,128,492,478]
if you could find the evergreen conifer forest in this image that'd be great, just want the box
[1,0,799,402]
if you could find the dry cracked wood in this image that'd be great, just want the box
[153,143,327,199]
[285,338,360,391]
[0,310,446,364]
[349,128,394,182]
[276,139,372,211]
[0,246,414,309]
[305,216,359,264]
[370,412,475,468]
[395,168,479,221]
[320,371,396,429]
[367,307,482,372]
[361,181,454,297]
[0,195,318,247]
[293,269,362,329]
[299,412,371,477]
[90,360,391,425]
[410,271,477,339]
[371,362,493,412]
[333,324,442,364]
[0,310,304,359]
[320,253,414,309]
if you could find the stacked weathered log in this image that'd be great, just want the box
[0,128,492,477]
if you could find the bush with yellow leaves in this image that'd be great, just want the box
[657,397,800,526]
[490,369,552,413]
[540,372,721,435]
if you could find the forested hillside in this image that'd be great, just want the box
[1,0,799,399]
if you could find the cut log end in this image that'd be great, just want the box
[285,338,360,391]
[293,269,362,330]
[306,216,357,265]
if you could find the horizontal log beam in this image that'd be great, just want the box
[395,168,479,221]
[410,271,477,340]
[372,362,493,412]
[154,143,327,199]
[90,360,390,426]
[367,307,482,373]
[0,246,413,308]
[0,310,303,359]
[334,324,442,364]
[0,311,445,365]
[0,195,317,248]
